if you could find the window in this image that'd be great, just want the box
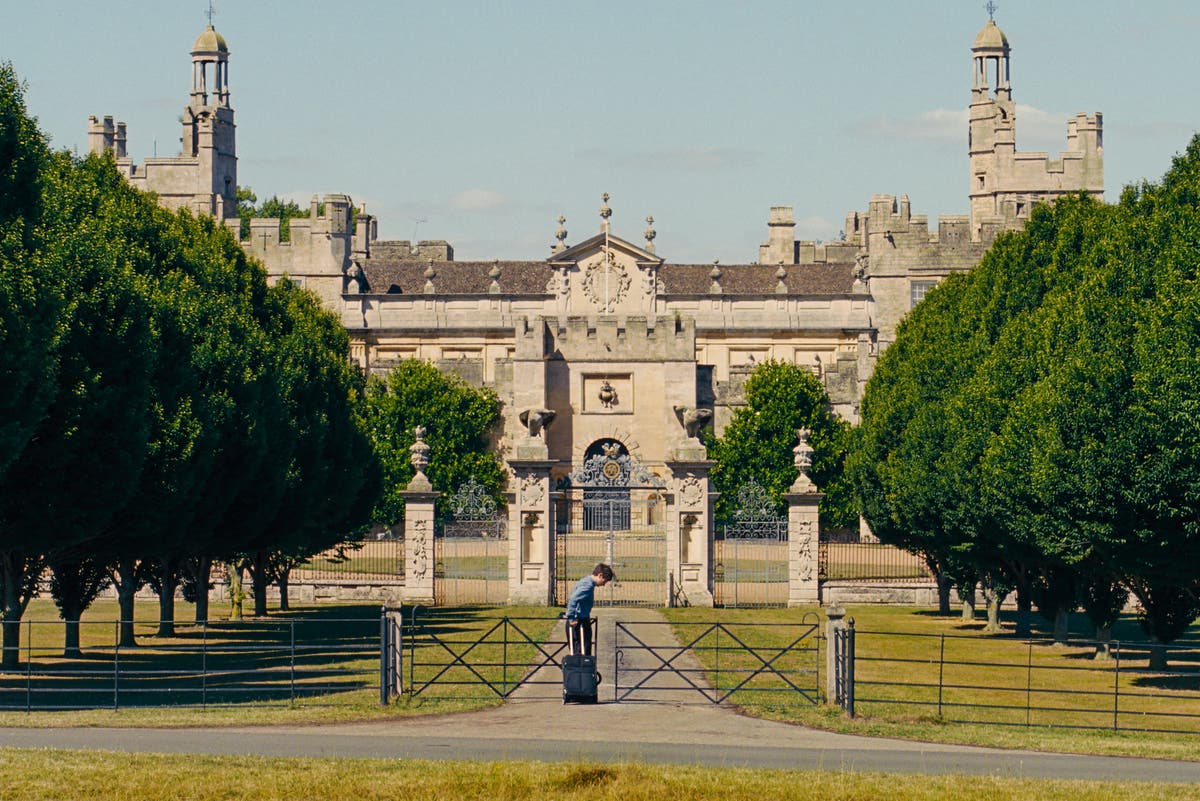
[910,280,938,308]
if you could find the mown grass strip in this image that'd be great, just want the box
[0,749,1193,801]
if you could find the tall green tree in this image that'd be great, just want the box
[364,359,504,524]
[708,360,852,528]
[0,63,60,483]
[0,151,159,665]
[243,280,380,616]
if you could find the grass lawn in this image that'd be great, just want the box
[665,605,1200,761]
[0,599,557,727]
[0,750,1194,801]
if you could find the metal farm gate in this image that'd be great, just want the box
[435,477,508,605]
[554,446,668,607]
[714,479,789,607]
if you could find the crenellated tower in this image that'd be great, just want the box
[88,23,237,221]
[182,25,237,218]
[967,18,1102,239]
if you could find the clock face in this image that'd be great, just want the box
[602,460,622,480]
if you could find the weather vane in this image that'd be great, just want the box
[985,1,997,21]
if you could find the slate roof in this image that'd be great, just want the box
[357,257,857,296]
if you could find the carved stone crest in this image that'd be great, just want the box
[520,474,545,507]
[679,475,703,509]
[582,250,631,313]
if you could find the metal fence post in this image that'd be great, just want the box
[937,633,945,718]
[113,621,120,711]
[1026,639,1033,727]
[201,622,208,709]
[25,620,32,713]
[825,603,846,706]
[289,620,296,703]
[1113,641,1121,731]
[379,607,389,705]
[845,618,855,718]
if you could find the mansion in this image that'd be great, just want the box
[86,17,1104,606]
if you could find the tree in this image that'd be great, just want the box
[708,360,852,529]
[364,359,504,525]
[0,63,61,483]
[242,280,380,616]
[0,150,161,666]
[237,187,314,242]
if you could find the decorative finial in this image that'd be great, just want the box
[643,215,656,253]
[775,262,788,294]
[410,427,430,476]
[423,260,436,294]
[489,259,501,294]
[709,259,722,295]
[206,0,217,25]
[553,214,568,252]
[790,428,818,493]
[599,192,612,232]
[985,0,997,21]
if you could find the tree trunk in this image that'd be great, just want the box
[114,565,137,647]
[113,557,139,647]
[1093,624,1113,661]
[1148,642,1169,671]
[156,560,179,638]
[935,573,952,616]
[194,556,212,624]
[252,550,269,617]
[1014,585,1033,637]
[63,617,81,659]
[278,566,291,612]
[985,593,1003,633]
[961,585,976,622]
[229,566,245,621]
[1052,608,1070,644]
[0,552,34,670]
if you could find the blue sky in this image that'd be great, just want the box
[4,1,1199,263]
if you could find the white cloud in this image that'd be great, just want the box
[578,147,761,172]
[852,104,1073,146]
[449,188,508,212]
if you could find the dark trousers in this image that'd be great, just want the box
[566,618,593,656]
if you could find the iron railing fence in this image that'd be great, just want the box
[852,628,1200,735]
[0,617,380,711]
[292,537,405,582]
[819,541,933,582]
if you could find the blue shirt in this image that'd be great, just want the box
[565,575,596,620]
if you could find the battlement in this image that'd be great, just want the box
[759,205,861,265]
[87,115,127,158]
[516,315,694,361]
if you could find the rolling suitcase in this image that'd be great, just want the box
[562,618,600,704]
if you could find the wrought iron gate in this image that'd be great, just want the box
[554,448,668,607]
[714,479,788,607]
[435,478,508,605]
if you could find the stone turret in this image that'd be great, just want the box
[968,17,1102,239]
[87,23,237,221]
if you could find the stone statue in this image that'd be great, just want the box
[673,405,713,440]
[518,408,556,439]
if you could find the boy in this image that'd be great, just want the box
[564,563,614,656]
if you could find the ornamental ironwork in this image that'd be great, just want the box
[448,476,499,521]
[565,452,666,489]
[723,478,787,540]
